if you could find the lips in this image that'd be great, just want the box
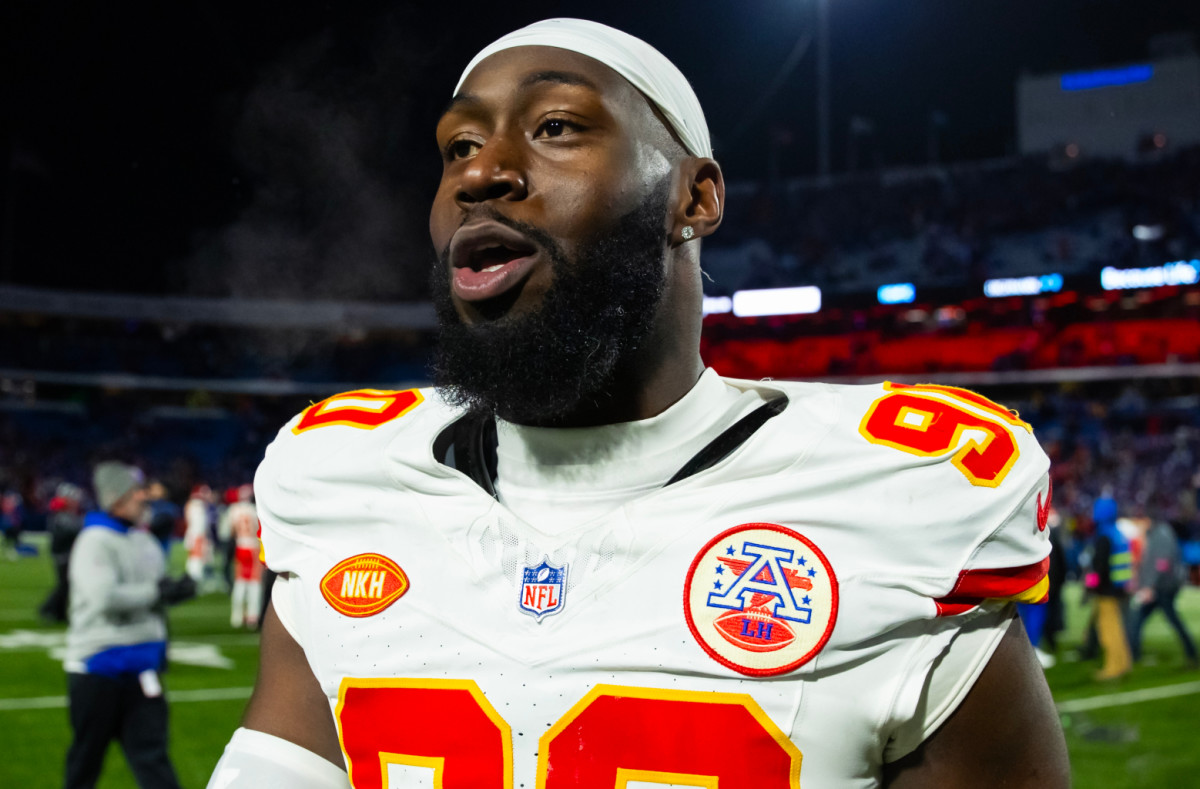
[448,220,541,303]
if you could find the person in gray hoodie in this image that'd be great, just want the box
[1129,517,1199,668]
[63,461,196,789]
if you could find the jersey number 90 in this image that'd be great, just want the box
[336,679,802,788]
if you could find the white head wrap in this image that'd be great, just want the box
[454,18,712,159]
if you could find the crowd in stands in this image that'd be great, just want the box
[706,146,1200,295]
[0,387,304,543]
[1013,378,1200,546]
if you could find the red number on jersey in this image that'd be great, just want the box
[538,685,801,788]
[336,679,512,789]
[292,389,423,435]
[858,385,1022,487]
[335,681,801,788]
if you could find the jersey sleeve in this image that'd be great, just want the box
[252,413,309,578]
[931,472,1054,616]
[850,381,1054,616]
[252,387,438,646]
[847,382,1054,760]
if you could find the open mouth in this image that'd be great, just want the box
[470,244,532,273]
[450,222,542,304]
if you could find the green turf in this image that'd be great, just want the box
[3,536,1199,787]
[1,537,259,788]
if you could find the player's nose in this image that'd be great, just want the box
[455,133,528,206]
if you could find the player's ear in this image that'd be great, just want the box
[671,157,723,245]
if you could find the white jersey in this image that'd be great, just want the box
[256,377,1052,788]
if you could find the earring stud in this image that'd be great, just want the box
[681,226,695,241]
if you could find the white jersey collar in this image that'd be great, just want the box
[493,368,755,500]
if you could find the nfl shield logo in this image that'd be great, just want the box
[518,558,568,621]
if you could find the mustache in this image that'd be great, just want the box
[437,207,566,269]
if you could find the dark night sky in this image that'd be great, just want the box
[4,0,1199,298]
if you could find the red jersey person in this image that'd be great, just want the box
[227,485,262,629]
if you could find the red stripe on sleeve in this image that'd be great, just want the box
[934,557,1050,616]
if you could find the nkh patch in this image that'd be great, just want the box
[518,558,568,621]
[685,523,838,676]
[320,553,409,618]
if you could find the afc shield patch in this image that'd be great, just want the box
[519,558,568,621]
[684,523,838,676]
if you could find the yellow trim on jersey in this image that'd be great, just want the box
[535,684,802,789]
[883,381,1033,433]
[379,753,444,789]
[615,768,718,788]
[1005,574,1050,604]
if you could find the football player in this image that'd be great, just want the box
[209,19,1069,789]
[225,484,263,629]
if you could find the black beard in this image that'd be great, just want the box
[430,180,670,425]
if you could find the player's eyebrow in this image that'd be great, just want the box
[441,70,600,119]
[518,69,599,92]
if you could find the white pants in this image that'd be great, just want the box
[230,578,262,628]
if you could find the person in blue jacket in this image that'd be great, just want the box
[1085,496,1134,680]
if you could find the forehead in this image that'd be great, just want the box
[448,45,652,120]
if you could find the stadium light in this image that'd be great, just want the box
[702,295,733,316]
[1060,64,1153,91]
[732,286,822,318]
[1131,224,1165,242]
[877,283,916,305]
[983,273,1064,298]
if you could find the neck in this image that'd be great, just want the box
[533,350,704,429]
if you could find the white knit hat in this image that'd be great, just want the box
[455,18,712,158]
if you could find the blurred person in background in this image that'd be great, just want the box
[183,483,216,587]
[39,482,86,623]
[1,484,27,559]
[1129,517,1198,668]
[225,484,262,629]
[145,480,181,551]
[63,461,197,789]
[1083,495,1134,680]
[218,486,239,591]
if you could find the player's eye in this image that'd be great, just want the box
[533,118,580,139]
[445,138,481,161]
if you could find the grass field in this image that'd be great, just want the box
[3,536,1199,788]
